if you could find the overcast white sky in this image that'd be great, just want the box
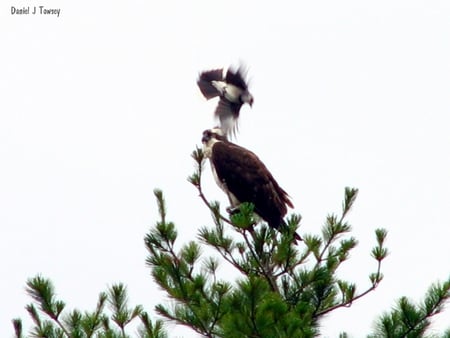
[1,1,450,337]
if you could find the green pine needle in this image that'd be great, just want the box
[12,319,22,338]
[230,202,256,229]
[342,187,358,217]
[153,189,166,224]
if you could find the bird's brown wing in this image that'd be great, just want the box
[211,141,293,229]
[197,69,224,99]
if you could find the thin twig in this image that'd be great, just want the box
[50,316,70,337]
[196,184,234,226]
[314,214,346,269]
[314,258,383,317]
[242,231,279,293]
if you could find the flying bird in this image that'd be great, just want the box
[201,128,301,243]
[197,66,254,138]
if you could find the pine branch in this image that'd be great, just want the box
[198,226,250,275]
[17,276,162,337]
[314,228,387,317]
[107,283,144,336]
[85,292,108,336]
[12,318,22,338]
[315,187,358,268]
[369,278,450,337]
[401,279,450,337]
[242,229,279,293]
[155,304,214,338]
[149,190,232,337]
[138,312,167,338]
[272,215,307,277]
[25,276,70,337]
[188,147,234,226]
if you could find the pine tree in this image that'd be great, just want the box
[12,276,166,338]
[13,147,450,337]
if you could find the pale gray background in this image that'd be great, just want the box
[1,1,449,337]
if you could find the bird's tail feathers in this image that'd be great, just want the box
[219,116,238,140]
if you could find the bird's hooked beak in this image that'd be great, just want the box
[243,93,254,107]
[202,129,216,143]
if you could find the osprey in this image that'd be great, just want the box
[202,128,301,242]
[197,67,254,138]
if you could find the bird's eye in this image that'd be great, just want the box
[202,130,211,140]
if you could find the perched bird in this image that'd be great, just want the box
[201,128,301,243]
[197,66,254,138]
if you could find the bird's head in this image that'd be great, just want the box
[242,92,254,107]
[201,127,227,145]
[202,127,227,158]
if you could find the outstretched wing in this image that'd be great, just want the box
[211,141,293,229]
[225,67,248,90]
[197,69,224,99]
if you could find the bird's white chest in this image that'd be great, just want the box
[211,81,241,103]
[202,137,218,159]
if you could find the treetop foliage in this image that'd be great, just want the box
[12,146,450,337]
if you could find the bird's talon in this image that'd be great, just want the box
[226,206,240,215]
